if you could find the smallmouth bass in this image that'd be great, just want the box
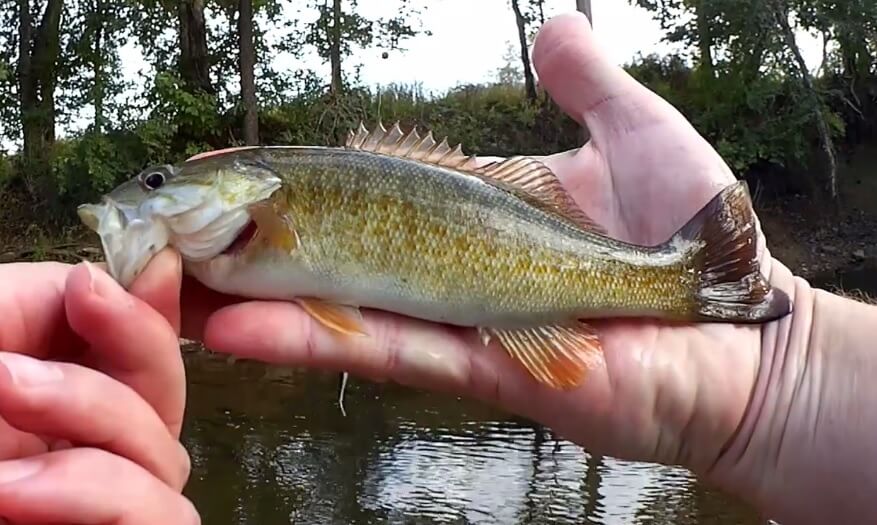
[77,122,792,392]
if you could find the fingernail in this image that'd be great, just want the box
[0,354,64,387]
[83,260,98,294]
[83,261,133,307]
[0,457,43,485]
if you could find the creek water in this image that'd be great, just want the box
[179,266,876,525]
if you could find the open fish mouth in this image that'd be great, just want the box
[77,198,171,288]
[78,199,263,287]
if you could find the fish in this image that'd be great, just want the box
[77,121,792,403]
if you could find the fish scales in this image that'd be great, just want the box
[255,147,699,326]
[77,120,792,394]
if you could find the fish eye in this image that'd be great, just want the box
[142,171,166,191]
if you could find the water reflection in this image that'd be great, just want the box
[180,349,762,524]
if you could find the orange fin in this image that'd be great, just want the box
[473,156,607,234]
[477,322,604,389]
[345,122,605,234]
[345,121,479,170]
[296,298,368,337]
[248,199,299,253]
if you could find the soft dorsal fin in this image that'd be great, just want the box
[473,156,607,234]
[345,121,480,171]
[345,121,605,234]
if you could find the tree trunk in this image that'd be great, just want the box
[575,0,591,143]
[772,0,838,199]
[511,0,537,101]
[18,0,33,139]
[694,0,713,75]
[238,0,258,144]
[93,0,105,133]
[18,0,63,202]
[178,0,213,94]
[575,0,591,25]
[329,0,342,95]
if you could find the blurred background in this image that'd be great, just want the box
[1,0,875,522]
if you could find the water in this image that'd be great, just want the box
[179,351,761,525]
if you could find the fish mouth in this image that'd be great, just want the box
[77,200,170,288]
[221,220,258,256]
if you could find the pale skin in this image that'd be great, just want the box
[0,249,198,524]
[1,10,874,525]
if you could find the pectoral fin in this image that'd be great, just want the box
[296,298,368,337]
[478,322,604,389]
[249,200,299,254]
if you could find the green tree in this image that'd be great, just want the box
[288,0,429,95]
[511,0,537,101]
[17,0,64,200]
[237,0,257,144]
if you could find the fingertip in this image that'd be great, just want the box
[64,261,132,332]
[531,10,637,131]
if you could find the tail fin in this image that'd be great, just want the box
[673,181,792,323]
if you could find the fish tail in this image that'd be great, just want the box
[672,180,792,323]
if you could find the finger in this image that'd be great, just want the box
[0,352,190,491]
[531,12,668,143]
[0,416,47,461]
[63,263,186,438]
[201,300,600,421]
[0,262,80,359]
[0,449,200,525]
[178,274,243,343]
[128,248,183,335]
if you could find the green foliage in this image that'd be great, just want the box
[0,0,875,236]
[626,53,839,174]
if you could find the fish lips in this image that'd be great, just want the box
[77,199,171,289]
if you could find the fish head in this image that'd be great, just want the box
[77,154,283,288]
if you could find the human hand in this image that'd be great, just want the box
[0,352,198,524]
[0,250,196,522]
[174,11,873,525]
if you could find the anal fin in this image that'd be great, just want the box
[296,298,368,337]
[478,322,604,389]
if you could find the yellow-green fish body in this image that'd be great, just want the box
[78,122,792,389]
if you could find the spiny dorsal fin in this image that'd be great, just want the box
[345,121,480,171]
[474,156,607,234]
[346,122,605,234]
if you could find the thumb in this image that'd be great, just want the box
[532,12,666,145]
[128,248,183,336]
